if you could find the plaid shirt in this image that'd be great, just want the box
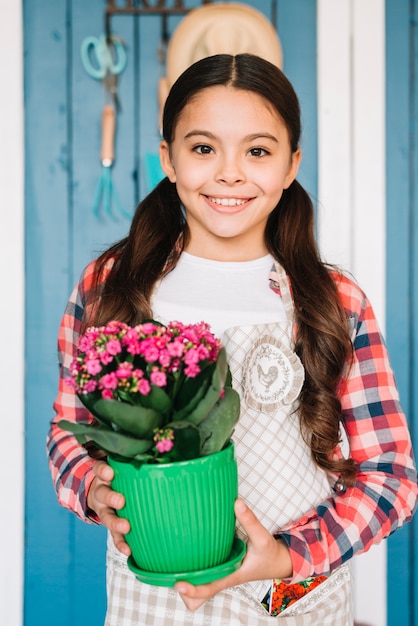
[47,258,418,584]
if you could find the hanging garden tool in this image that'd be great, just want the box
[81,34,132,220]
[92,103,132,221]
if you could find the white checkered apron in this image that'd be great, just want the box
[105,263,353,625]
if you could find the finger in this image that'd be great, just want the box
[234,499,270,547]
[98,498,132,557]
[93,459,114,483]
[88,462,132,558]
[100,503,130,532]
[112,530,132,557]
[94,482,126,511]
[174,567,242,603]
[178,593,207,612]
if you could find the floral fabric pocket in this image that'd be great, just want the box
[262,576,328,616]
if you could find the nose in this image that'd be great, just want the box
[216,154,245,185]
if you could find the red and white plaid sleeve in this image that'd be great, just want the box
[46,259,113,522]
[278,273,418,582]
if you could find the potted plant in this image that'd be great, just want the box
[60,320,245,586]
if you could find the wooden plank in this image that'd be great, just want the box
[23,1,74,625]
[70,2,131,623]
[277,0,317,201]
[412,10,418,624]
[71,4,134,284]
[386,0,416,624]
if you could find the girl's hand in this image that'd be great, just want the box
[87,460,131,557]
[175,499,293,612]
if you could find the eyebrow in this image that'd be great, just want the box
[183,130,279,143]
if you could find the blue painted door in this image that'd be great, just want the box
[23,1,317,624]
[386,2,418,625]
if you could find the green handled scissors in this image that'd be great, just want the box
[81,34,127,80]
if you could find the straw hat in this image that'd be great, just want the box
[158,3,283,120]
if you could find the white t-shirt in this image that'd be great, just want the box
[152,252,286,338]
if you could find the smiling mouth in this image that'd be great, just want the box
[207,196,249,207]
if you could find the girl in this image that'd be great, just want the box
[47,54,417,625]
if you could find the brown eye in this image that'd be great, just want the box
[248,147,268,157]
[193,144,214,155]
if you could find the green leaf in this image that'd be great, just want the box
[164,421,201,461]
[182,349,229,426]
[117,390,137,405]
[173,362,214,410]
[198,387,240,456]
[137,384,173,414]
[171,377,210,421]
[59,420,153,459]
[93,398,163,438]
[78,393,114,428]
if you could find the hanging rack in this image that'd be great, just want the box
[105,0,214,36]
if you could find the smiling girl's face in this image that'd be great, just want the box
[160,85,301,262]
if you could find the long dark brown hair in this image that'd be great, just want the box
[86,54,356,485]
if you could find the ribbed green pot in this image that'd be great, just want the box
[108,441,238,574]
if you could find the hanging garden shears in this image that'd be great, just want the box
[81,34,127,112]
[81,34,127,80]
[81,33,130,221]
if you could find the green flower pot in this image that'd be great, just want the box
[108,441,240,582]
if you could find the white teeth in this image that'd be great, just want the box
[209,197,246,206]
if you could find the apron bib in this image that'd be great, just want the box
[105,263,352,625]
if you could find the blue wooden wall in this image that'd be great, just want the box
[386,1,418,625]
[23,1,317,624]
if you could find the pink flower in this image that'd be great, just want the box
[150,369,167,387]
[101,389,114,399]
[197,345,210,360]
[168,358,181,373]
[99,350,114,365]
[99,372,118,390]
[124,328,140,341]
[78,335,95,352]
[138,378,151,395]
[158,349,171,368]
[85,358,102,376]
[184,363,201,378]
[83,380,98,393]
[125,339,142,355]
[155,439,174,453]
[104,321,127,335]
[143,345,160,362]
[167,339,184,357]
[105,339,122,356]
[184,348,200,365]
[154,428,175,454]
[116,362,134,379]
[141,322,161,336]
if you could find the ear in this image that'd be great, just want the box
[283,148,302,189]
[159,140,176,182]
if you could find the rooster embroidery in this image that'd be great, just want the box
[257,364,279,391]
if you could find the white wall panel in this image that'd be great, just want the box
[317,0,353,270]
[0,3,24,626]
[351,0,386,328]
[317,2,386,626]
